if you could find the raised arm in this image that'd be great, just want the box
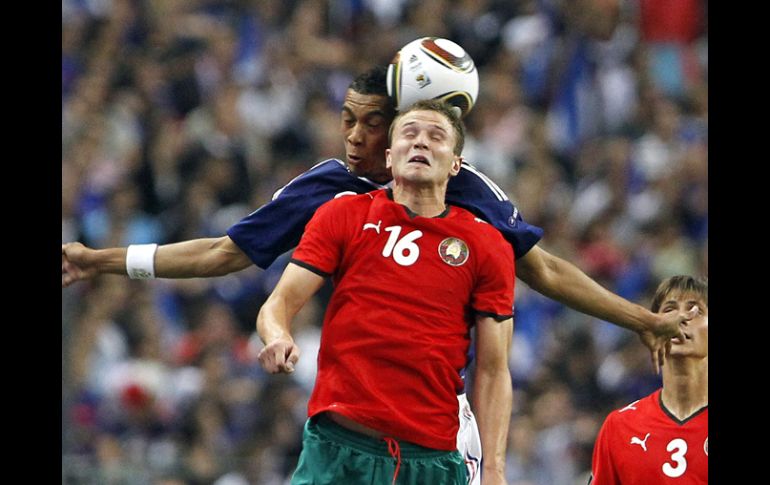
[472,315,513,485]
[61,236,252,287]
[256,262,326,374]
[516,244,692,373]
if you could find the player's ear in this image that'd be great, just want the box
[385,148,393,170]
[449,155,461,177]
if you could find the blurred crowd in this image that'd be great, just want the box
[61,0,707,484]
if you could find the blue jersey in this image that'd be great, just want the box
[227,158,543,270]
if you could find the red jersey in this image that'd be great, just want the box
[590,389,708,485]
[291,189,515,450]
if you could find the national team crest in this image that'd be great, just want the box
[439,237,469,266]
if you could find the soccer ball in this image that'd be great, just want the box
[387,37,479,118]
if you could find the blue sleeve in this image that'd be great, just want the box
[226,159,383,269]
[446,162,543,259]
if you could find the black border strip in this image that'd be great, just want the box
[290,258,331,278]
[658,392,708,426]
[475,310,514,322]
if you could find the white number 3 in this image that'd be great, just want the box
[662,438,688,478]
[382,226,422,266]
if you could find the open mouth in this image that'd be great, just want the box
[408,155,430,166]
[347,155,362,166]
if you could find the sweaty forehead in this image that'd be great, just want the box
[342,91,390,116]
[395,110,452,131]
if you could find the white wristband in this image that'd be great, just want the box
[126,244,158,279]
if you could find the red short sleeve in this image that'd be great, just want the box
[471,230,515,320]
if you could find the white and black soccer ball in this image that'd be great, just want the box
[387,37,479,118]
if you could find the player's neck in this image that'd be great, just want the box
[661,358,708,420]
[391,183,447,217]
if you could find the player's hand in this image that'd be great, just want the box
[258,338,301,374]
[639,306,697,374]
[62,242,99,288]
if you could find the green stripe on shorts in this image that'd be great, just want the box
[291,414,467,485]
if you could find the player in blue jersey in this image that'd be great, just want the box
[62,66,686,366]
[63,65,690,484]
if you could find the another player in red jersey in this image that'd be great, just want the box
[257,99,514,485]
[589,275,708,485]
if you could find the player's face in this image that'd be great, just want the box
[385,110,461,186]
[340,90,394,184]
[660,291,708,359]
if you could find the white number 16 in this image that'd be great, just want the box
[382,226,422,266]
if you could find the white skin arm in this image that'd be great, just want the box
[472,315,513,485]
[61,236,252,287]
[256,262,325,374]
[516,245,693,373]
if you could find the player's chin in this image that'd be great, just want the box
[401,166,434,180]
[401,175,434,186]
[347,156,363,170]
[349,163,372,178]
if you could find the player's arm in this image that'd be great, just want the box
[62,160,363,288]
[449,163,690,371]
[256,262,325,374]
[472,315,513,485]
[516,244,691,373]
[257,192,347,374]
[61,165,325,287]
[61,236,252,287]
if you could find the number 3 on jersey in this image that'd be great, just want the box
[382,226,423,266]
[662,438,688,478]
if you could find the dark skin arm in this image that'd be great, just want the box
[62,234,690,375]
[61,236,252,286]
[516,245,692,373]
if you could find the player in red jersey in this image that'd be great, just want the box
[589,275,708,485]
[62,62,696,483]
[257,99,513,485]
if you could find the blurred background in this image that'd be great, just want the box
[61,0,707,483]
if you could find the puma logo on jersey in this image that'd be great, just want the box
[363,220,382,234]
[630,433,650,451]
[619,400,640,413]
